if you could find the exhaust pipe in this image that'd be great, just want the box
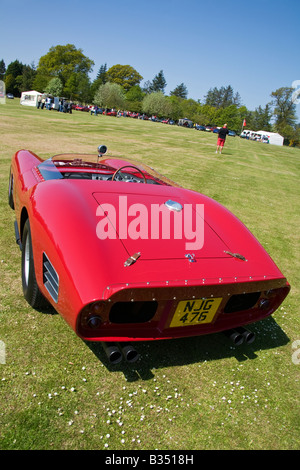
[102,342,123,364]
[224,329,244,346]
[235,327,256,344]
[119,342,140,363]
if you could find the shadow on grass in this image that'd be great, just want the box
[86,316,289,381]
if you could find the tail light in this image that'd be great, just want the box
[80,301,106,329]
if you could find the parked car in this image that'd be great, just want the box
[8,146,290,363]
[103,109,117,116]
[75,104,90,112]
[128,112,139,118]
[178,118,193,128]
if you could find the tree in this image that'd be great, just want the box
[149,70,167,94]
[181,99,202,122]
[35,44,94,89]
[96,63,108,84]
[165,95,184,121]
[142,92,169,117]
[15,63,37,93]
[76,74,91,103]
[45,77,63,96]
[125,85,145,113]
[170,83,188,99]
[270,87,297,131]
[94,82,125,109]
[106,64,143,92]
[0,60,6,80]
[5,60,24,78]
[64,72,91,102]
[216,105,248,133]
[4,60,24,95]
[205,85,241,108]
[90,64,108,101]
[250,104,272,131]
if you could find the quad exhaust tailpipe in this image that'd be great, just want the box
[235,326,256,344]
[119,342,140,363]
[102,342,140,364]
[102,342,123,364]
[224,327,256,345]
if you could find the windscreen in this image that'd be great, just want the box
[37,159,63,180]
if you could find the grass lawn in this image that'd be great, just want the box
[0,99,299,450]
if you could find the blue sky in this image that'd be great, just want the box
[2,0,300,117]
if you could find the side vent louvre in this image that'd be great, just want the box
[43,253,59,303]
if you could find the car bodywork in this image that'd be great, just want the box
[8,147,290,361]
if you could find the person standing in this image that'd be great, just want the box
[216,124,229,154]
[37,94,42,109]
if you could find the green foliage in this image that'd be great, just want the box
[16,64,37,93]
[5,60,24,78]
[32,74,50,93]
[205,85,241,108]
[165,95,184,121]
[3,60,36,96]
[94,82,125,109]
[125,85,145,102]
[146,70,167,94]
[64,72,91,102]
[170,83,188,99]
[142,91,169,117]
[124,86,145,113]
[35,44,94,87]
[247,104,272,132]
[45,77,63,97]
[271,87,297,129]
[106,64,143,92]
[96,63,108,83]
[0,59,6,80]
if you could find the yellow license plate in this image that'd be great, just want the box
[170,297,222,328]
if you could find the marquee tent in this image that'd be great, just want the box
[240,129,284,146]
[255,131,284,146]
[20,90,42,107]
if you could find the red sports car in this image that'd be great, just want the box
[8,146,290,363]
[75,105,90,112]
[103,109,117,116]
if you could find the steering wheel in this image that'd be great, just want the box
[111,165,147,183]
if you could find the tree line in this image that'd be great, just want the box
[1,44,299,144]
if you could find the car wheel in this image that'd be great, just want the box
[8,170,14,209]
[21,219,48,309]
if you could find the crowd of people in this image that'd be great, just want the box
[36,95,73,113]
[34,97,234,154]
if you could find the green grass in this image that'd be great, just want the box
[0,99,299,450]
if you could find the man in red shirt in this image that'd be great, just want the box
[216,124,229,154]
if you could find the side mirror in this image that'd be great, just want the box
[98,145,107,156]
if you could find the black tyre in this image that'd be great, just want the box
[21,219,48,309]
